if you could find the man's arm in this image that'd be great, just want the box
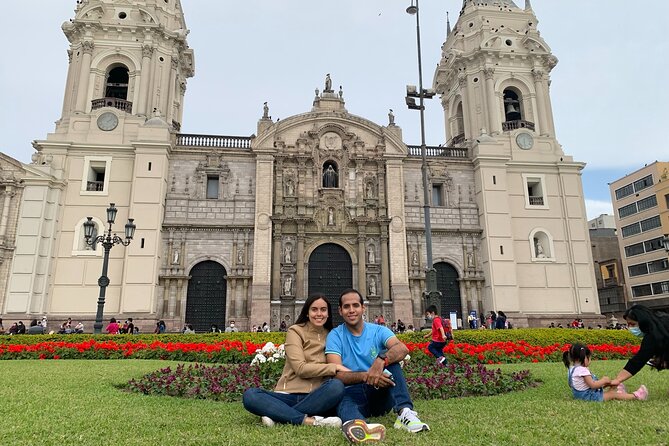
[327,353,369,385]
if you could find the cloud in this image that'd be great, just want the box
[585,199,613,221]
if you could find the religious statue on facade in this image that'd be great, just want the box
[367,246,375,264]
[262,101,269,119]
[388,109,395,126]
[283,275,293,295]
[237,248,244,264]
[411,251,419,266]
[368,277,377,296]
[172,248,180,265]
[284,245,292,264]
[535,239,546,258]
[285,179,294,196]
[323,165,338,188]
[366,182,374,198]
[467,252,475,268]
[324,73,332,92]
[327,208,335,226]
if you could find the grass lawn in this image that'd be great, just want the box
[0,360,668,446]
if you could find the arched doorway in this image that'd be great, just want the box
[435,262,462,320]
[308,243,352,326]
[185,261,227,332]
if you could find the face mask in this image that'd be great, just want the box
[628,327,643,338]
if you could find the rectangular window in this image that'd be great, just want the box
[621,222,641,238]
[81,156,112,195]
[628,263,649,277]
[206,176,219,199]
[522,174,548,209]
[618,203,637,218]
[636,195,657,212]
[633,175,653,193]
[645,237,665,253]
[648,259,669,274]
[432,185,444,206]
[632,284,653,297]
[624,242,645,257]
[615,183,634,200]
[640,215,661,232]
[527,181,544,205]
[652,281,669,295]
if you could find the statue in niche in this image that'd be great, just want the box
[285,179,294,196]
[237,248,244,264]
[284,245,292,264]
[388,109,395,126]
[411,251,419,266]
[366,182,375,198]
[467,252,474,268]
[327,208,335,226]
[368,277,377,296]
[367,246,375,264]
[283,275,293,295]
[172,248,180,265]
[535,239,546,258]
[323,165,338,188]
[324,73,332,92]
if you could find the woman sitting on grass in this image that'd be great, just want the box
[243,294,349,427]
[563,343,647,402]
[611,305,669,390]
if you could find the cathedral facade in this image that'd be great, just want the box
[1,0,599,331]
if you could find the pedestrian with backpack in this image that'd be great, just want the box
[424,305,449,366]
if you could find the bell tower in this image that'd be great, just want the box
[6,0,196,325]
[434,0,598,325]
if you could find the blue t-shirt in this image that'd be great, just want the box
[325,322,395,372]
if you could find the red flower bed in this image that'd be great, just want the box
[0,338,639,364]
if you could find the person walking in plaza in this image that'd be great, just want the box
[424,305,448,366]
[243,294,347,428]
[326,289,429,443]
[564,343,647,401]
[610,305,669,389]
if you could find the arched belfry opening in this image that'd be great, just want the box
[322,161,339,188]
[503,88,522,122]
[105,66,129,100]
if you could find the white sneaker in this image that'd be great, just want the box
[313,416,342,428]
[261,416,275,427]
[393,408,430,433]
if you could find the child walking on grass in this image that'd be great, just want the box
[563,343,648,402]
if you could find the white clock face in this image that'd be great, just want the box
[516,132,534,150]
[97,112,119,131]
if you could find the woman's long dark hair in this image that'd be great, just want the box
[624,305,669,342]
[295,293,333,331]
[562,343,591,368]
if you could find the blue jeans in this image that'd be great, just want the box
[337,362,413,422]
[427,341,447,360]
[243,378,345,425]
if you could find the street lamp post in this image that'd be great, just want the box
[83,203,136,334]
[405,0,440,311]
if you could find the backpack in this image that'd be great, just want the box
[441,317,453,340]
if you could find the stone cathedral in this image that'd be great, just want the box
[0,0,600,331]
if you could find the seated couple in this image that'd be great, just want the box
[243,289,429,443]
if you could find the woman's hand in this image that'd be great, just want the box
[335,364,351,373]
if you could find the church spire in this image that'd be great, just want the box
[525,0,533,11]
[446,11,451,35]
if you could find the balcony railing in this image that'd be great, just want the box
[91,97,133,113]
[176,133,252,149]
[502,120,535,131]
[407,145,468,159]
[86,181,104,192]
[529,196,544,206]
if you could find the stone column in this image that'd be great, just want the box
[272,234,281,299]
[458,73,473,139]
[483,67,499,134]
[296,224,305,298]
[380,226,390,300]
[137,45,154,116]
[61,50,75,117]
[165,57,178,122]
[357,228,366,293]
[229,279,237,318]
[161,278,171,316]
[532,69,550,136]
[175,279,183,316]
[167,278,177,317]
[0,187,13,239]
[74,41,94,112]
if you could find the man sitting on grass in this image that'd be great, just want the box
[326,289,429,443]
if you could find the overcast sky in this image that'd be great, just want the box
[2,1,667,219]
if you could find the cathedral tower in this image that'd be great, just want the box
[5,0,194,323]
[434,0,598,325]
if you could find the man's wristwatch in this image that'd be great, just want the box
[377,351,389,367]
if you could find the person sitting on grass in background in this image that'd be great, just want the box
[563,343,647,402]
[424,305,448,366]
[106,318,120,335]
[243,294,347,428]
[326,289,429,443]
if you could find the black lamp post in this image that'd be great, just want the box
[84,203,136,334]
[405,0,440,310]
